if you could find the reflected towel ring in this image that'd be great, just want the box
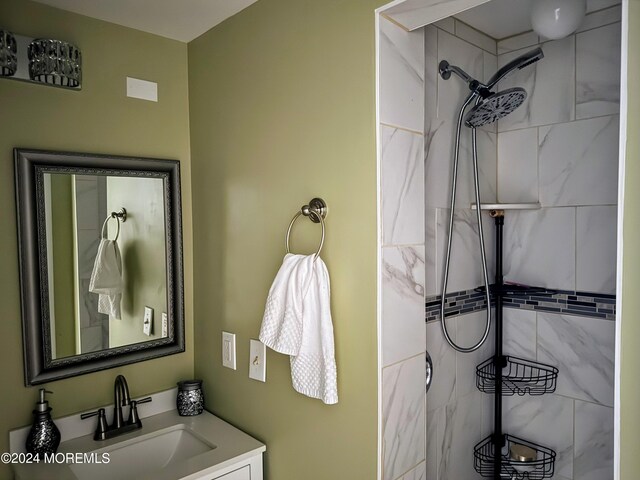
[285,198,328,259]
[101,208,127,242]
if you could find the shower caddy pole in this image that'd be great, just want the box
[492,210,505,480]
[473,208,558,479]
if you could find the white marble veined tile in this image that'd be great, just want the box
[454,20,497,54]
[77,229,101,279]
[78,278,107,329]
[425,25,438,128]
[381,126,424,246]
[503,393,574,478]
[401,461,426,480]
[539,115,619,207]
[433,17,454,35]
[497,36,575,132]
[503,208,575,291]
[503,308,537,359]
[426,320,456,412]
[438,391,483,480]
[382,246,426,367]
[482,52,498,134]
[497,31,539,55]
[382,355,426,480]
[574,400,614,480]
[455,309,494,398]
[576,22,621,119]
[436,208,496,294]
[577,5,621,33]
[74,178,100,231]
[480,392,493,439]
[576,206,617,294]
[426,30,496,209]
[426,124,497,209]
[80,325,104,354]
[425,207,438,297]
[379,16,424,132]
[426,408,439,480]
[497,127,538,204]
[587,0,621,12]
[537,313,615,406]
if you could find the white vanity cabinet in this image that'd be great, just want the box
[193,451,263,480]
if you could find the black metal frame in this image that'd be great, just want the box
[14,148,185,386]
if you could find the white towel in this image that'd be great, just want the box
[259,254,338,405]
[89,239,123,319]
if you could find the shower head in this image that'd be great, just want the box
[465,88,527,127]
[485,47,544,89]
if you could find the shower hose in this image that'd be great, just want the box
[440,92,492,353]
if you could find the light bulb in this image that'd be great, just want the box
[531,0,586,40]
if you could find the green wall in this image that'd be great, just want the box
[106,177,168,347]
[188,0,381,478]
[620,0,640,477]
[0,2,193,478]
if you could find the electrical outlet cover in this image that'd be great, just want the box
[249,339,266,382]
[222,332,236,370]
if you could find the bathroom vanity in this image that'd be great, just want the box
[10,390,265,480]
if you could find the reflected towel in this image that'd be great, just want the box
[259,254,338,405]
[89,239,123,319]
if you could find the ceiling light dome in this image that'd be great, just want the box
[531,0,586,40]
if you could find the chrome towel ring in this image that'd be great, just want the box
[285,198,328,259]
[100,208,127,242]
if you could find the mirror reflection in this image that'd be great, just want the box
[43,173,168,360]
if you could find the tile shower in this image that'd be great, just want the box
[379,3,620,480]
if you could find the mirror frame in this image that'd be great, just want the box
[14,148,185,386]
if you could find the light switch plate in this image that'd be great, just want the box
[249,339,266,382]
[222,332,236,370]
[143,306,153,336]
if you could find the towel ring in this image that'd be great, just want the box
[101,208,127,242]
[285,198,328,259]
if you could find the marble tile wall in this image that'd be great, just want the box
[427,311,495,480]
[502,309,615,479]
[379,16,427,480]
[423,20,499,480]
[423,7,620,480]
[380,5,620,480]
[497,15,620,296]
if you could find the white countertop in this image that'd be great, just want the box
[12,409,266,480]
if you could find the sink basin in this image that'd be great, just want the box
[70,425,216,480]
[11,407,265,480]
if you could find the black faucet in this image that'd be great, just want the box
[112,375,131,430]
[81,374,152,441]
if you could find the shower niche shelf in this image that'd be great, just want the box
[471,202,541,211]
[476,356,559,396]
[474,434,557,480]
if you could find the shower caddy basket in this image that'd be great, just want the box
[472,208,559,480]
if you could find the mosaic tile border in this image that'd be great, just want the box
[426,286,616,322]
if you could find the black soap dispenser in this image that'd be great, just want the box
[26,389,61,455]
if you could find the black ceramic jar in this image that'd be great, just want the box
[177,380,204,416]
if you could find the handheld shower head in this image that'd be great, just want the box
[485,47,544,89]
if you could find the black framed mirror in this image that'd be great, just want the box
[14,149,185,385]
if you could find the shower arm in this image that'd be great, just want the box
[439,60,492,98]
